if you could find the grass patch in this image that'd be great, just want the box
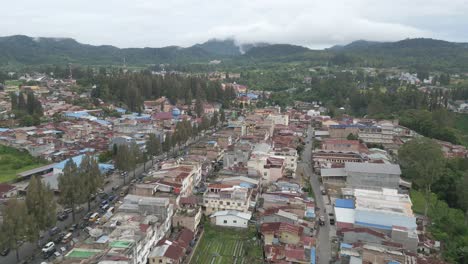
[0,145,47,183]
[191,223,263,264]
[4,80,23,86]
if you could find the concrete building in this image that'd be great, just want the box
[358,123,394,145]
[210,210,252,228]
[320,162,401,189]
[203,184,253,214]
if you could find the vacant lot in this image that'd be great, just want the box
[0,145,47,183]
[190,223,263,264]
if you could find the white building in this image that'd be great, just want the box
[210,210,252,228]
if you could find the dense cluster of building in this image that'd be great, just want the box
[308,111,445,263]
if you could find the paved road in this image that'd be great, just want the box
[301,125,332,264]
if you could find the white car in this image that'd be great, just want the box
[42,242,55,253]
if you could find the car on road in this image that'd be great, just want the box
[61,233,73,244]
[49,226,60,236]
[42,242,55,253]
[68,224,78,232]
[319,215,325,226]
[63,208,73,215]
[54,232,66,244]
[57,212,68,221]
[0,247,10,256]
[328,213,335,225]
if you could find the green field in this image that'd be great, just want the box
[4,80,23,86]
[0,145,47,183]
[190,223,263,264]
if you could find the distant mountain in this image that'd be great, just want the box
[0,35,467,70]
[0,35,217,65]
[329,40,381,51]
[193,39,242,56]
[244,44,310,58]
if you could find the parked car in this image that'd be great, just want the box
[63,208,73,215]
[54,233,66,244]
[319,215,325,226]
[68,224,78,232]
[42,242,55,253]
[57,212,68,221]
[0,247,10,256]
[48,226,60,236]
[61,233,73,244]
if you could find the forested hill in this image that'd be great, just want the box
[0,35,219,65]
[328,38,468,70]
[1,35,468,70]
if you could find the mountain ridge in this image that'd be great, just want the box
[0,35,467,70]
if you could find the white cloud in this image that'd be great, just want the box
[0,0,466,48]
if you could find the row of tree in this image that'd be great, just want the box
[89,72,237,112]
[0,155,102,261]
[9,91,44,126]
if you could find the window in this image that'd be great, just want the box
[227,202,230,205]
[233,220,237,223]
[223,220,227,224]
[219,201,223,205]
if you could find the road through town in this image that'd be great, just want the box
[301,126,331,264]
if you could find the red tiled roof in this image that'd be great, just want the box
[260,222,303,236]
[0,184,15,195]
[179,196,198,206]
[164,244,183,260]
[207,183,232,189]
[153,112,172,120]
[176,228,194,248]
[284,247,306,262]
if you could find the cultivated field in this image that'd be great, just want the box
[190,223,263,264]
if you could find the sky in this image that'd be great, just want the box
[1,0,468,49]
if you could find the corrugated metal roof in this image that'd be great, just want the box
[345,162,401,175]
[354,209,416,230]
[320,168,346,177]
[335,199,355,209]
[335,207,355,224]
[210,210,252,220]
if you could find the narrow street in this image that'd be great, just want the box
[301,126,332,264]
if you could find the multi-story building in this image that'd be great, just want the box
[202,184,253,214]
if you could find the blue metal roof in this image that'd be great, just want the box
[115,107,126,113]
[0,128,10,132]
[329,124,366,129]
[54,154,114,172]
[64,111,90,118]
[335,199,355,209]
[239,182,254,188]
[354,210,417,230]
[94,119,110,125]
[310,247,316,264]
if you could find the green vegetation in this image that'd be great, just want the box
[0,145,47,183]
[58,154,103,221]
[1,176,56,261]
[411,190,468,263]
[10,91,44,126]
[190,223,263,264]
[400,137,468,262]
[4,80,22,86]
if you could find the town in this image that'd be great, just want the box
[0,61,467,264]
